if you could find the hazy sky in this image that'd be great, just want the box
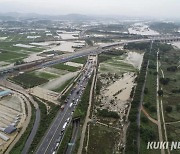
[0,0,179,18]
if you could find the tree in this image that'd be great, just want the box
[159,78,170,85]
[176,104,180,112]
[158,90,163,96]
[144,88,148,94]
[141,116,148,123]
[14,60,25,66]
[167,66,178,72]
[166,106,172,113]
[150,106,156,112]
[144,102,150,109]
[153,72,158,76]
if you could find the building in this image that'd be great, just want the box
[0,90,12,99]
[4,126,17,134]
[0,133,9,141]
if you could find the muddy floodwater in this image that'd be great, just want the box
[65,62,83,68]
[172,42,180,49]
[23,52,45,62]
[98,51,144,114]
[128,23,159,35]
[57,30,80,39]
[125,51,144,70]
[104,72,135,102]
[48,41,85,53]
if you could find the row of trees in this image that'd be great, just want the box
[124,42,151,51]
[126,51,149,153]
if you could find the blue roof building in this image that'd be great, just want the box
[0,90,12,98]
[4,125,17,134]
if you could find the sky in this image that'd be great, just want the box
[0,0,180,19]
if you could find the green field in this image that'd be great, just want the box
[0,41,44,63]
[53,77,74,93]
[10,73,49,88]
[87,124,119,154]
[159,46,180,122]
[52,63,80,72]
[31,71,58,80]
[143,60,157,120]
[0,51,27,62]
[140,113,160,154]
[99,55,136,75]
[166,123,180,154]
[71,56,87,64]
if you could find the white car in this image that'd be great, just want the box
[66,117,70,123]
[69,103,73,108]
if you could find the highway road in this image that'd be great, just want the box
[1,37,180,76]
[36,57,95,154]
[22,107,40,154]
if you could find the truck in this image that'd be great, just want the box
[55,143,59,150]
[60,104,65,110]
[62,122,68,131]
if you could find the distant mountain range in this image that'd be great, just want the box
[0,12,96,21]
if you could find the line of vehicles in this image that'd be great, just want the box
[50,58,94,154]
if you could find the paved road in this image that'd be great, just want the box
[156,50,165,154]
[36,58,94,154]
[22,107,40,154]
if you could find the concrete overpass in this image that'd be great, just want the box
[1,37,180,76]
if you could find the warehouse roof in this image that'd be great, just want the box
[0,132,9,141]
[0,90,12,97]
[4,126,17,134]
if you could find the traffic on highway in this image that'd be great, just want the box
[36,56,95,154]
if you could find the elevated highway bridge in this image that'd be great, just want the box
[0,37,180,76]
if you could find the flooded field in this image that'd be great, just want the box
[0,37,7,41]
[41,71,79,90]
[125,51,144,70]
[65,62,83,68]
[57,30,80,39]
[31,87,59,104]
[30,40,85,53]
[128,23,159,35]
[172,42,180,49]
[97,51,143,116]
[104,72,135,101]
[14,44,35,48]
[37,67,69,76]
[0,61,9,67]
[30,41,55,46]
[48,41,85,52]
[23,52,45,62]
[99,53,138,75]
[99,72,135,115]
